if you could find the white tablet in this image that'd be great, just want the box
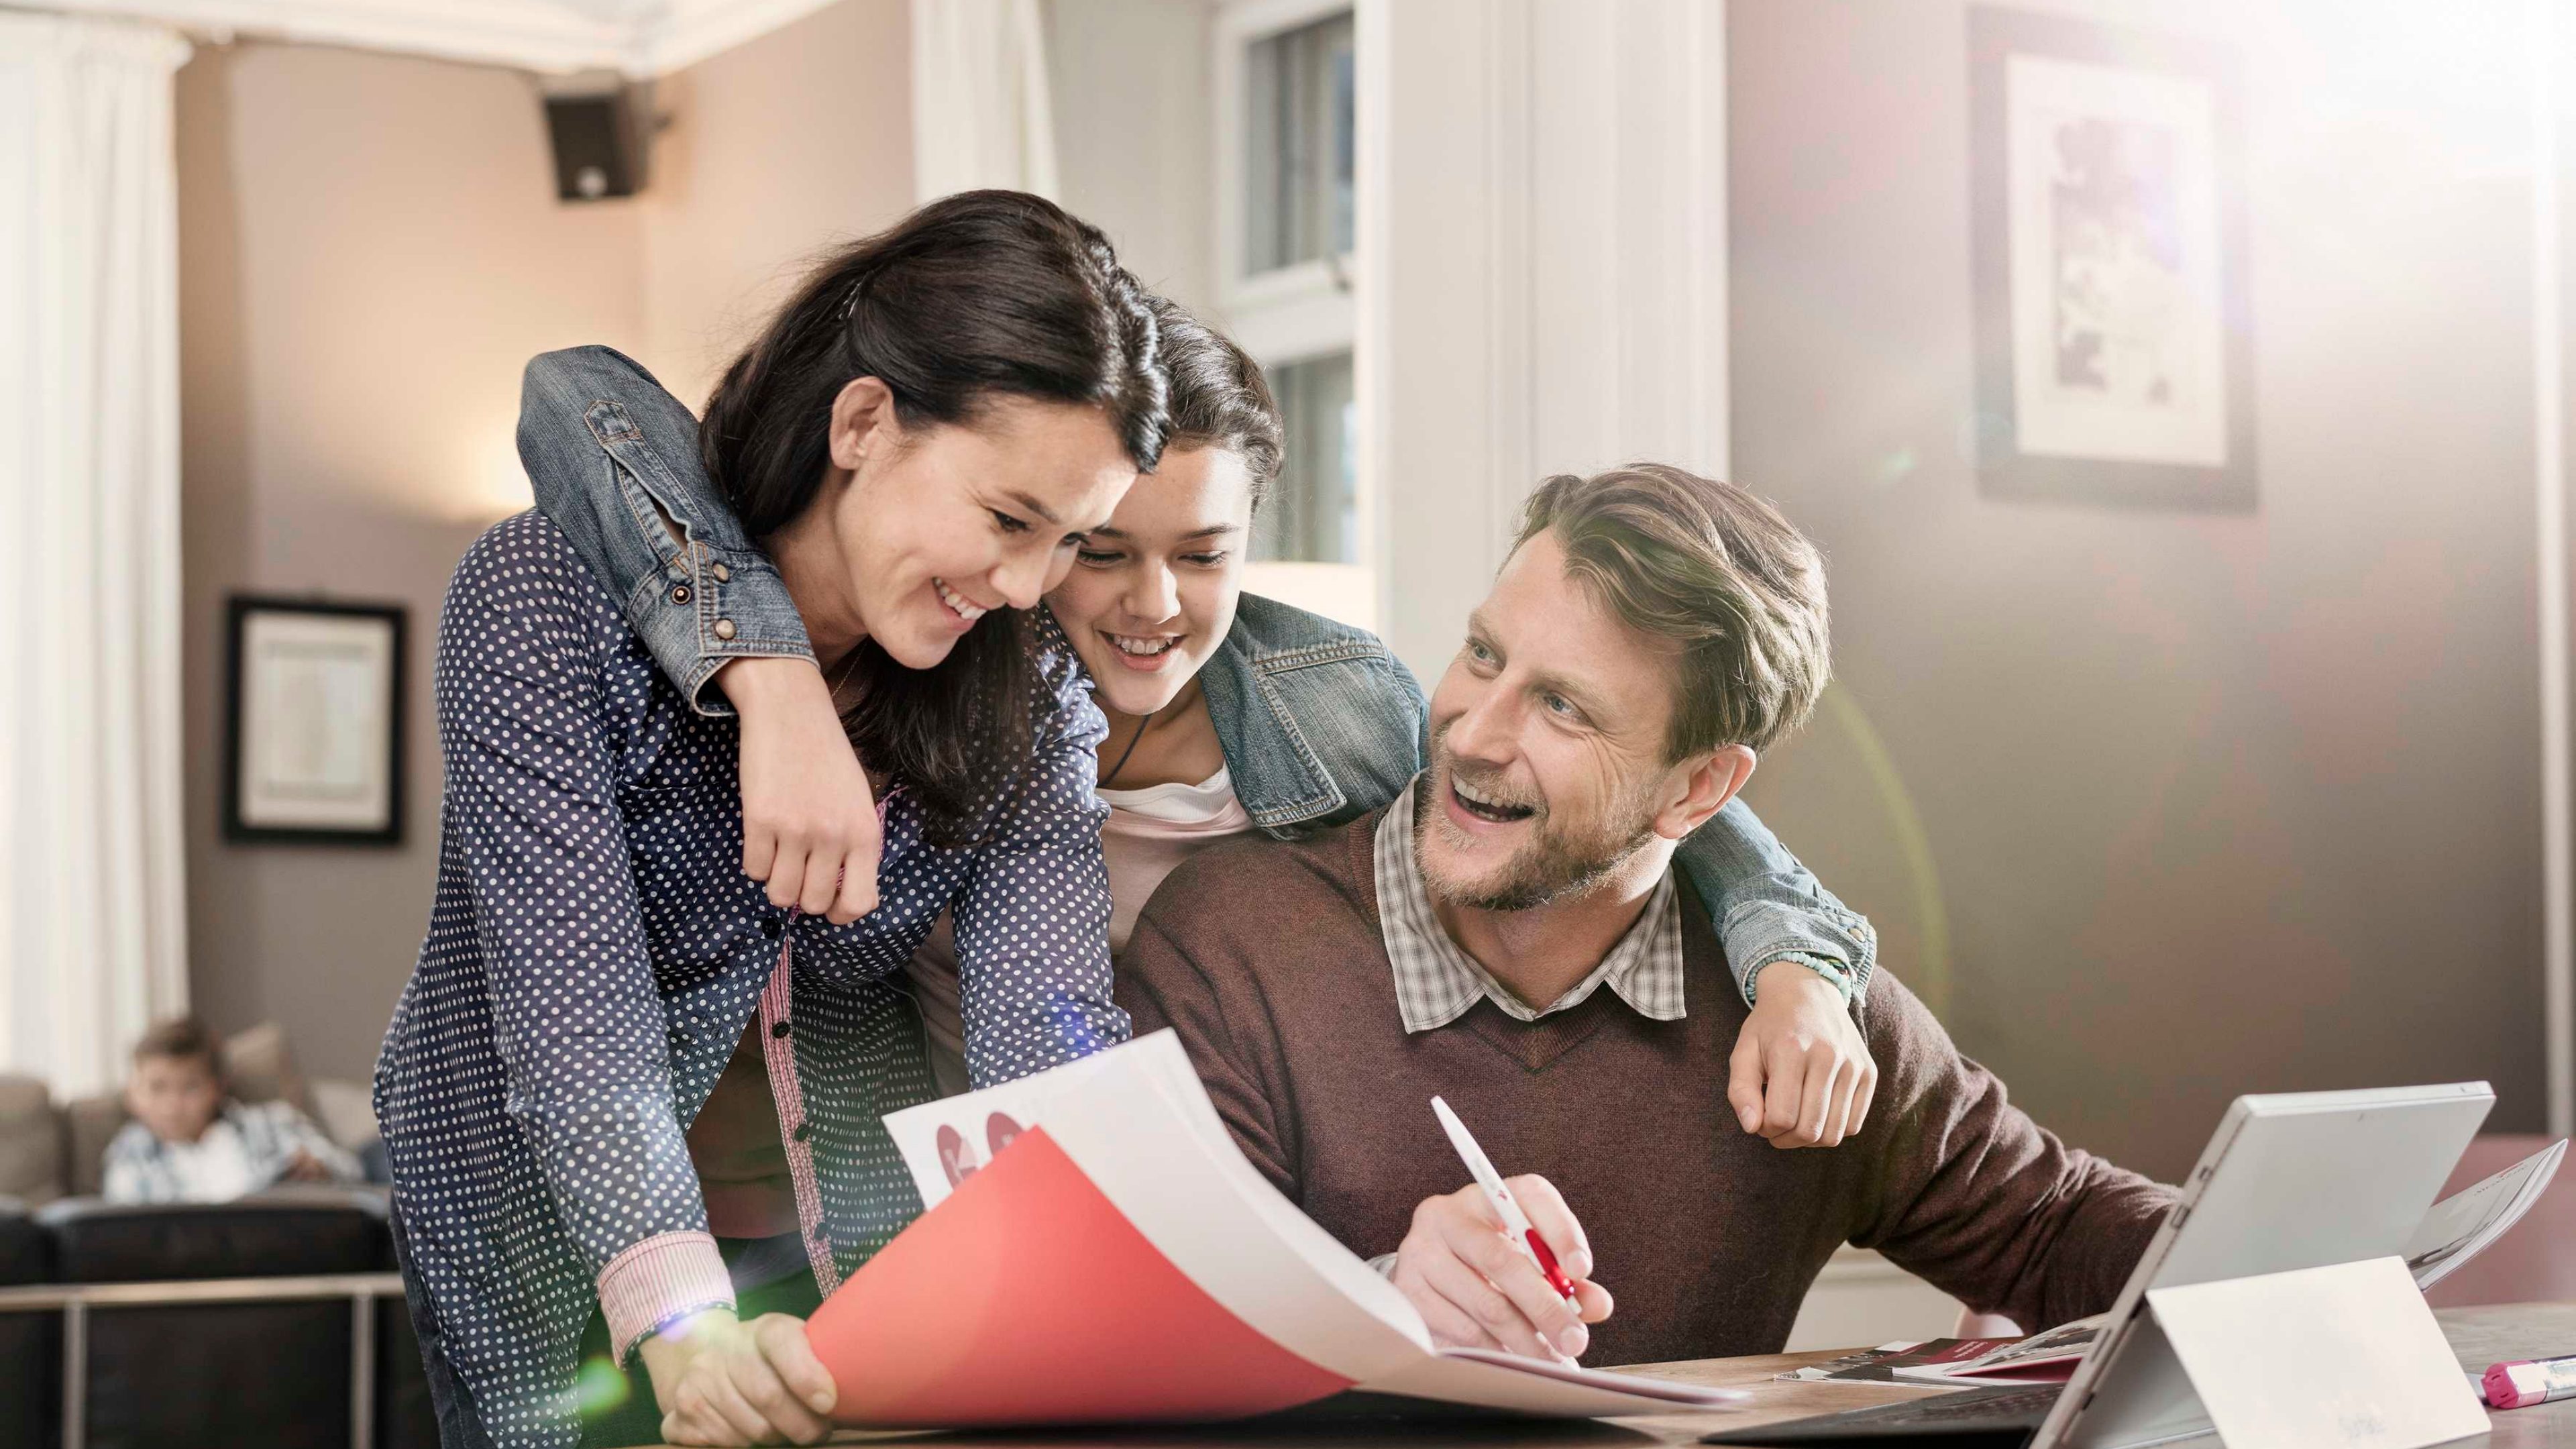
[2040,1081,2494,1449]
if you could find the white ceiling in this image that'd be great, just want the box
[38,0,847,74]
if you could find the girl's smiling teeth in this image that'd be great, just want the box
[933,578,990,623]
[1108,633,1179,656]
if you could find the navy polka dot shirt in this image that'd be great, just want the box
[374,514,1124,1447]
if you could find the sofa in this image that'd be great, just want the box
[0,1024,435,1449]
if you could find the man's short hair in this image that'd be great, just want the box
[1513,464,1830,759]
[131,1016,222,1075]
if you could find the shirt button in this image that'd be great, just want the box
[812,1222,830,1243]
[770,1020,791,1038]
[713,618,737,640]
[711,563,732,582]
[791,1122,811,1142]
[761,916,783,941]
[669,584,690,604]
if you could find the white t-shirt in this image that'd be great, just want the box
[126,1116,260,1201]
[906,767,1254,1095]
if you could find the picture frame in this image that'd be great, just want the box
[222,596,406,845]
[1969,7,2257,510]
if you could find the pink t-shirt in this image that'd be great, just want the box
[906,768,1254,1094]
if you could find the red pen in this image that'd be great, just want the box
[1430,1095,1579,1305]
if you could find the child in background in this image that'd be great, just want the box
[102,1016,360,1203]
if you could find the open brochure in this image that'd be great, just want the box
[1777,1320,2098,1387]
[1781,1137,2567,1389]
[804,1030,1750,1428]
[2402,1138,2564,1289]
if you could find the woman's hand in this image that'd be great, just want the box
[638,1307,839,1445]
[719,657,879,924]
[1726,960,1878,1148]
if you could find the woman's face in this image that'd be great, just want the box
[1046,445,1255,718]
[827,388,1138,669]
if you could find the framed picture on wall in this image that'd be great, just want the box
[223,596,405,845]
[1970,7,2256,509]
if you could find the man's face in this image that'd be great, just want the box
[126,1053,222,1145]
[1418,529,1690,911]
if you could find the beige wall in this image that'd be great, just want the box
[637,0,912,409]
[177,0,916,1083]
[1729,0,2546,1179]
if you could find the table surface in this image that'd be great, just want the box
[631,1302,2576,1449]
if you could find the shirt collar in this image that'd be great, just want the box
[1373,777,1687,1034]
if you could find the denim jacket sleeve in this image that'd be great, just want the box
[518,345,814,715]
[1676,800,1879,1009]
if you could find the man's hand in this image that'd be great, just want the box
[638,1308,838,1446]
[1727,960,1877,1148]
[1390,1177,1612,1364]
[281,1148,329,1182]
[720,657,879,924]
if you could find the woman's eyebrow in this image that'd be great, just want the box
[1003,490,1063,525]
[1085,522,1244,541]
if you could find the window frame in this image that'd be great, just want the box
[1214,0,1373,628]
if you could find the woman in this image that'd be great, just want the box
[376,192,1168,1449]
[524,294,1884,1126]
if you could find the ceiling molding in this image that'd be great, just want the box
[636,0,842,74]
[32,0,845,74]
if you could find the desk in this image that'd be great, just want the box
[734,1303,2576,1449]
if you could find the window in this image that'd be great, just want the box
[1255,353,1356,564]
[1218,0,1368,625]
[1243,12,1354,276]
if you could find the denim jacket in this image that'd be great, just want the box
[518,347,1877,1005]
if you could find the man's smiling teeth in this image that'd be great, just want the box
[1452,776,1534,820]
[933,578,989,621]
[1110,634,1178,657]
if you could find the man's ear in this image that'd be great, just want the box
[826,376,899,472]
[1654,744,1757,841]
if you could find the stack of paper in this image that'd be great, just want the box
[801,1031,1750,1428]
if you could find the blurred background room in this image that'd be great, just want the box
[3,0,2574,1438]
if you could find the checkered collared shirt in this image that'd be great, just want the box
[1373,778,1686,1033]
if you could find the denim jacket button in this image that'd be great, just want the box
[710,563,731,583]
[712,619,737,640]
[669,584,690,604]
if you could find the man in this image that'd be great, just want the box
[1118,464,2176,1369]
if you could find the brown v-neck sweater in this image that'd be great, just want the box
[1116,812,2176,1369]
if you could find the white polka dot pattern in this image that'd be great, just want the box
[373,513,1127,1448]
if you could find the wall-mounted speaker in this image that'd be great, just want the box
[541,77,650,202]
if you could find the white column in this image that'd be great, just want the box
[1361,0,1730,684]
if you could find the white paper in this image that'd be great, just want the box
[877,1028,1749,1419]
[2403,1138,2564,1289]
[881,1029,1206,1208]
[2146,1257,2488,1449]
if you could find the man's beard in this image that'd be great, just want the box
[1416,757,1661,912]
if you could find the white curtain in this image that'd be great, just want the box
[0,13,193,1099]
[910,0,1060,203]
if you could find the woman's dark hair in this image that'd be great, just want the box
[1150,299,1283,510]
[698,191,1170,841]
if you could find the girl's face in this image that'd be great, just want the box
[1046,445,1256,718]
[818,384,1138,669]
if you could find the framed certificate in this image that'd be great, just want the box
[223,596,406,845]
[1970,7,2256,510]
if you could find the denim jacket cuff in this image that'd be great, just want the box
[1719,900,1878,1011]
[676,637,818,718]
[1743,951,1858,1009]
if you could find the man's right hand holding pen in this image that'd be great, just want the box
[1389,1176,1613,1366]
